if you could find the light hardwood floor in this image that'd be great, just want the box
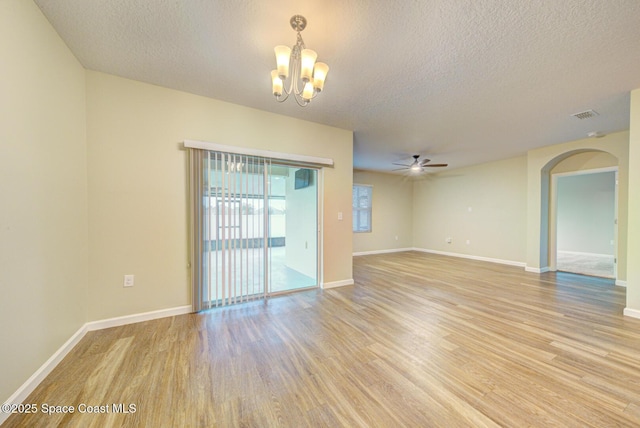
[5,251,640,427]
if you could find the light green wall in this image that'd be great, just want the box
[556,172,616,255]
[0,0,88,403]
[352,171,414,253]
[412,156,528,263]
[627,89,640,313]
[86,71,354,320]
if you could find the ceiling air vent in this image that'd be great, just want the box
[570,109,599,120]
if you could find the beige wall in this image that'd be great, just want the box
[86,71,353,319]
[551,151,618,174]
[0,0,88,403]
[352,171,414,254]
[526,131,629,279]
[3,0,638,408]
[628,89,640,312]
[412,156,528,263]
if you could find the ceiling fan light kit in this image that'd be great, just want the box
[271,15,329,107]
[392,155,448,173]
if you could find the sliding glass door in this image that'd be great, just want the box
[270,166,318,293]
[189,150,319,310]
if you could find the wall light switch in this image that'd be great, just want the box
[124,274,134,287]
[337,212,343,221]
[446,237,452,244]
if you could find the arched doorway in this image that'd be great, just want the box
[547,152,618,278]
[525,132,629,286]
[532,147,625,283]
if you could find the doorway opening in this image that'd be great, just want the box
[552,167,617,279]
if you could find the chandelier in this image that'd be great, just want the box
[270,15,329,107]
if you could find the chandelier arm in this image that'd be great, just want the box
[291,59,302,95]
[281,80,292,96]
[292,95,309,107]
[293,77,302,96]
[275,92,290,103]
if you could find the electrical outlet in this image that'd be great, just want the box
[124,274,134,287]
[446,237,452,244]
[466,240,471,245]
[395,235,398,240]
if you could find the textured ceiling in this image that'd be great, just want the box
[34,0,640,172]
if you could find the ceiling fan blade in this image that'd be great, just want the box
[423,163,448,167]
[392,163,411,167]
[419,159,431,165]
[392,167,408,171]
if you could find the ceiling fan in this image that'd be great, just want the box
[392,155,448,172]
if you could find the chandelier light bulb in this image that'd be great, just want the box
[274,46,291,80]
[302,81,314,101]
[300,49,317,82]
[312,62,329,92]
[271,70,283,96]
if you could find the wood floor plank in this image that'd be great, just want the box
[4,251,640,427]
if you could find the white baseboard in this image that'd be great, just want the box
[2,305,193,425]
[85,305,192,331]
[1,324,88,425]
[353,248,413,256]
[615,280,627,287]
[412,247,526,268]
[525,266,551,273]
[623,307,640,319]
[557,250,614,258]
[323,279,354,289]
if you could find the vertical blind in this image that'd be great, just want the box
[189,149,272,311]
